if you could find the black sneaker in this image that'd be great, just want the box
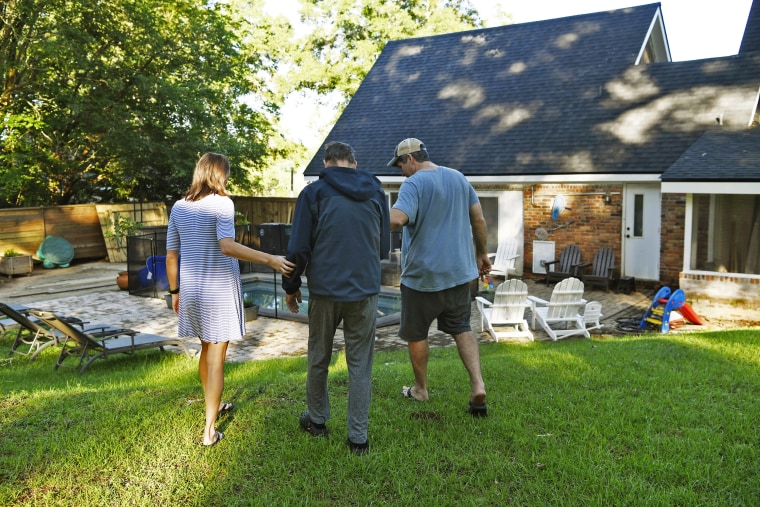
[347,439,369,456]
[299,412,329,437]
[467,401,488,418]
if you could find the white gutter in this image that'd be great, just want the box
[662,181,760,194]
[377,173,662,185]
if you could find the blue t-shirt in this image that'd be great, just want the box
[393,166,479,292]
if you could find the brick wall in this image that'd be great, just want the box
[659,193,686,286]
[680,272,760,302]
[523,184,623,280]
[386,181,684,288]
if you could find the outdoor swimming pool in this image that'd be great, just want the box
[241,275,401,327]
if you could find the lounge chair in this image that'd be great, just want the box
[1,302,130,361]
[528,277,594,340]
[544,244,582,285]
[475,279,533,341]
[488,239,520,279]
[576,247,616,291]
[0,303,29,332]
[28,309,192,373]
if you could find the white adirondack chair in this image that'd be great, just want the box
[475,279,533,342]
[488,239,520,278]
[527,277,594,340]
[582,301,604,332]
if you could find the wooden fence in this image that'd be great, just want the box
[0,196,297,262]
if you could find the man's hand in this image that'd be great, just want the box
[285,290,302,313]
[477,254,492,282]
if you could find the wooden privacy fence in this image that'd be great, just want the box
[96,203,169,262]
[0,196,297,263]
[230,196,296,249]
[0,205,107,260]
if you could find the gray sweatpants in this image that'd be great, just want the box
[306,294,377,444]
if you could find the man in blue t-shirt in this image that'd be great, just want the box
[388,138,491,416]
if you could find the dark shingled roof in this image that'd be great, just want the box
[740,0,760,54]
[303,3,760,181]
[661,128,760,181]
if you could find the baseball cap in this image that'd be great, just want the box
[387,138,426,166]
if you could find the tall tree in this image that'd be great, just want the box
[283,0,483,109]
[0,0,290,205]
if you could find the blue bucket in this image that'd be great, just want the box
[137,267,152,288]
[146,256,170,291]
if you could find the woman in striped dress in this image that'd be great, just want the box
[166,153,295,447]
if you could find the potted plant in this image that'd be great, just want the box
[235,211,250,243]
[243,293,258,321]
[234,211,250,227]
[0,248,33,277]
[104,214,143,252]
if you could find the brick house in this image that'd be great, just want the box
[301,2,760,303]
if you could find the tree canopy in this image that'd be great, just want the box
[0,0,483,206]
[286,0,482,107]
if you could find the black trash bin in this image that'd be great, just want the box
[256,223,292,256]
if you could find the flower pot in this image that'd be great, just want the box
[116,271,129,290]
[0,255,33,277]
[244,305,259,321]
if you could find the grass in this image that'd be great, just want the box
[1,326,759,506]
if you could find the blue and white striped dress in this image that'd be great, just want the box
[166,194,245,343]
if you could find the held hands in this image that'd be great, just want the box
[271,255,295,278]
[285,290,302,313]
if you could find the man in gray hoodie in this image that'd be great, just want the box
[283,141,390,456]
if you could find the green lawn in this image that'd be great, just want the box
[1,327,758,506]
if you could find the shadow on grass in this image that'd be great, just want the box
[1,329,759,505]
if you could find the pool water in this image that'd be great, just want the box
[241,278,401,327]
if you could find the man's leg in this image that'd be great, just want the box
[452,330,486,404]
[343,296,377,445]
[398,284,431,401]
[405,339,430,401]
[305,297,337,425]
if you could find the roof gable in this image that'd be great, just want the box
[302,4,758,182]
[305,4,664,178]
[740,0,760,54]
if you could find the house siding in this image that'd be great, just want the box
[522,184,623,280]
[660,193,686,286]
[384,182,627,282]
[384,181,760,303]
[680,272,760,302]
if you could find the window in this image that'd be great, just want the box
[690,194,760,275]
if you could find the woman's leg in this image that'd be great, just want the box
[199,341,232,415]
[199,341,209,392]
[201,341,229,445]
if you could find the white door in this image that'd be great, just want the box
[623,184,661,280]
